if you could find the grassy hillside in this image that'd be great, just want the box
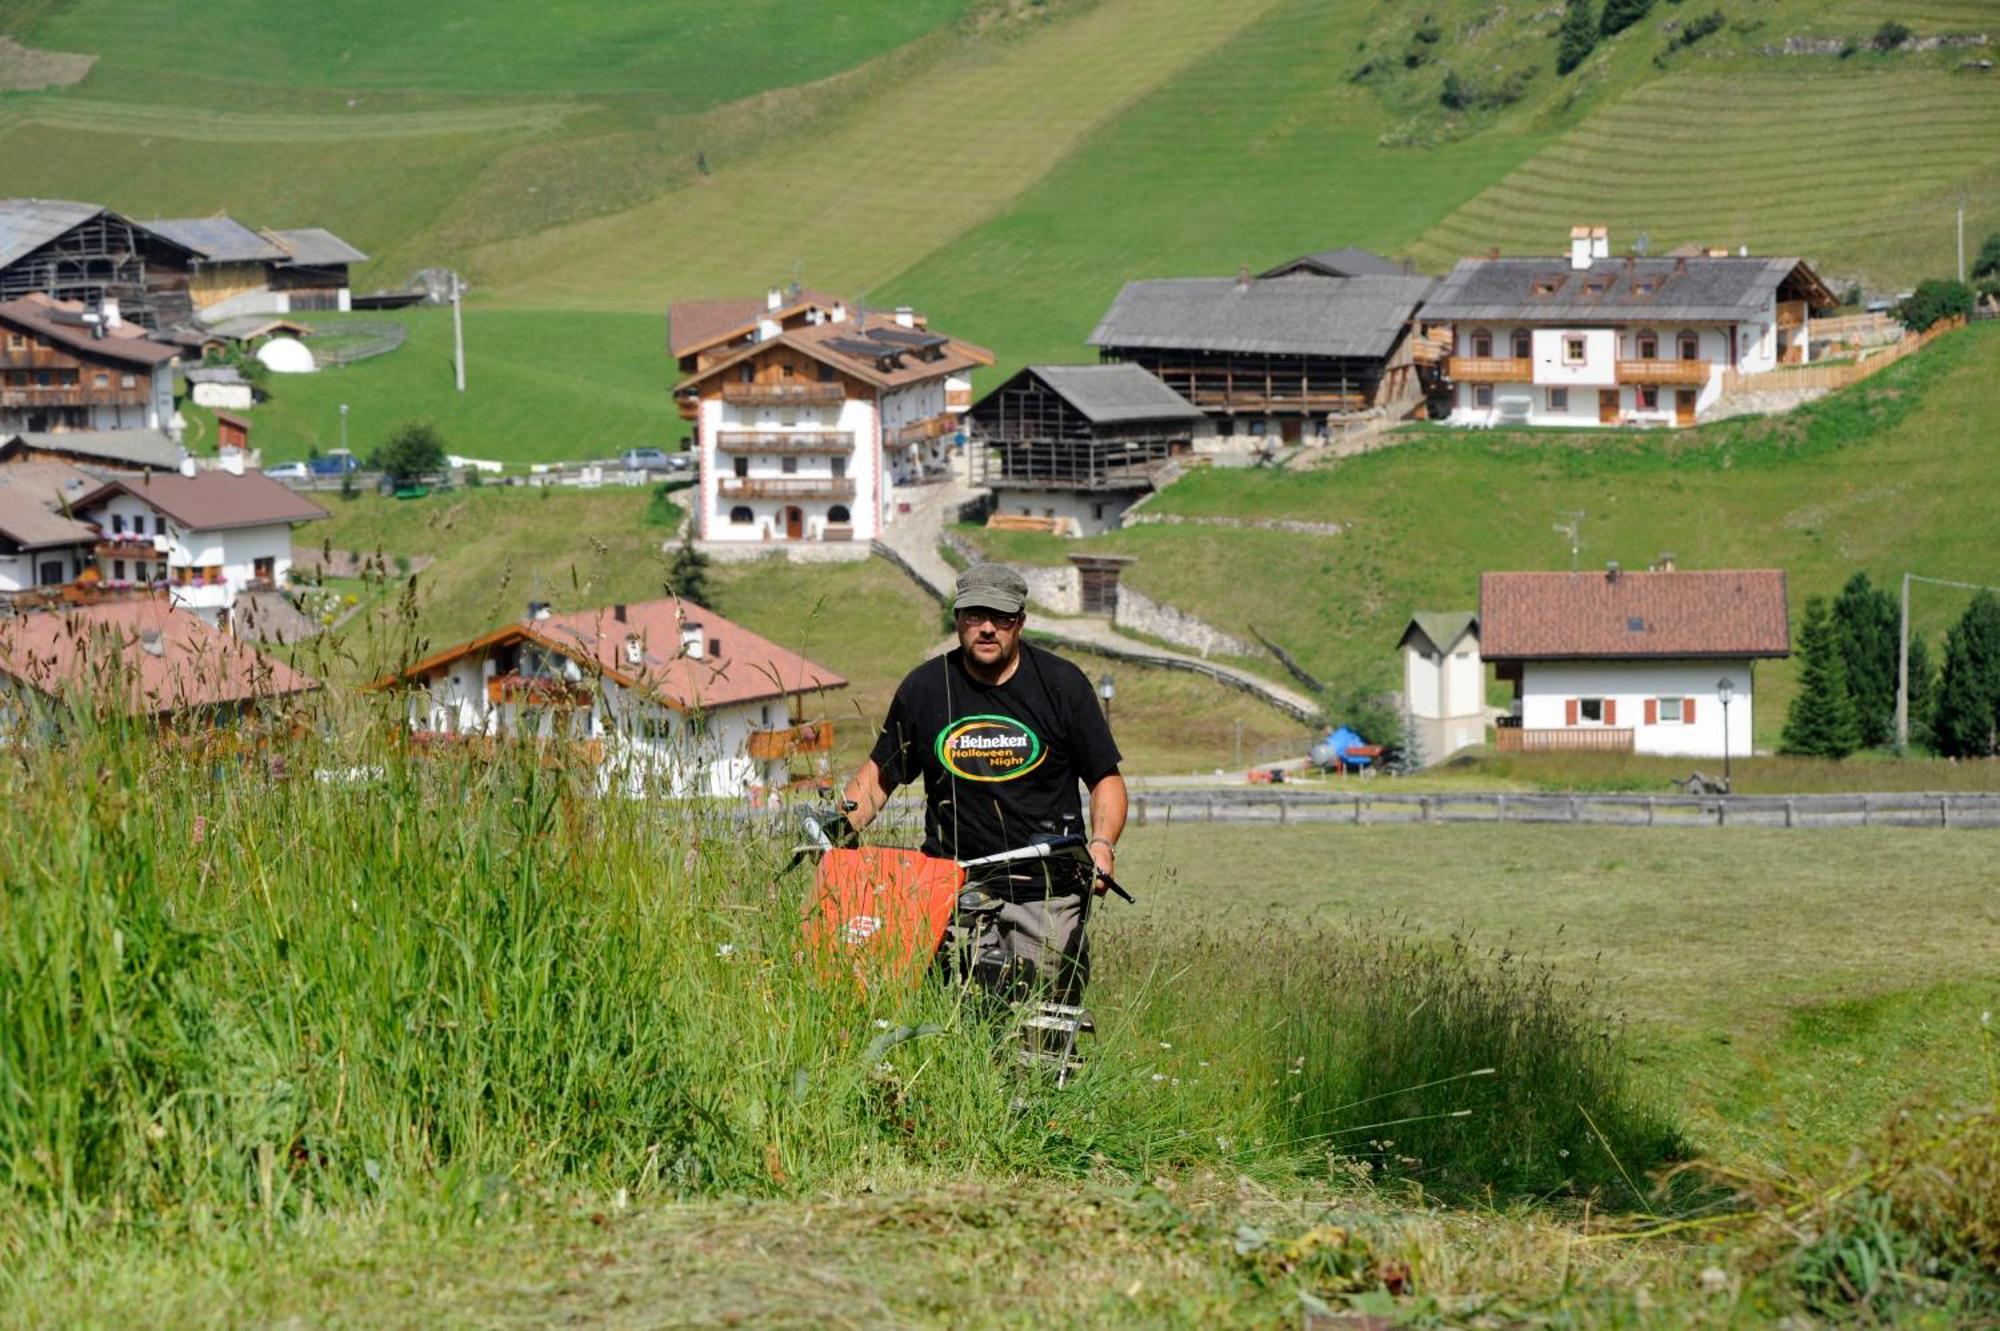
[228,309,679,466]
[961,324,2000,747]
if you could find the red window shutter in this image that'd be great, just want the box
[1565,698,1579,726]
[1603,699,1617,726]
[1644,698,1658,725]
[1683,697,1696,724]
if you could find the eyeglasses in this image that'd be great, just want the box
[955,608,1022,628]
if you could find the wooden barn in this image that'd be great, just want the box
[1088,261,1435,442]
[967,363,1201,536]
[0,199,198,330]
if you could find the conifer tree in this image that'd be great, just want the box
[1831,571,1898,747]
[1932,590,2000,757]
[667,530,713,608]
[1599,0,1652,37]
[1556,0,1598,74]
[1781,597,1863,758]
[1906,632,1938,751]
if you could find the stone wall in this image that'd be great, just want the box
[1113,585,1254,659]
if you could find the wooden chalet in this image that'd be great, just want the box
[0,200,198,330]
[0,294,180,436]
[968,364,1201,536]
[1088,260,1435,441]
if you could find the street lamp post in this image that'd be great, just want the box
[1716,676,1736,791]
[338,402,349,457]
[1097,672,1115,725]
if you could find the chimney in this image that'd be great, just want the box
[1570,225,1591,271]
[1488,245,1501,261]
[219,449,244,476]
[1738,244,1748,257]
[613,602,627,623]
[1591,226,1609,260]
[101,297,120,329]
[1605,560,1621,583]
[1236,264,1252,291]
[681,620,705,659]
[708,636,722,659]
[1674,256,1688,275]
[766,286,783,312]
[178,456,198,478]
[528,599,551,620]
[893,305,915,329]
[1655,552,1677,572]
[831,301,847,323]
[623,633,644,667]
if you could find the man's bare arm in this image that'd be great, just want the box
[1086,769,1127,886]
[840,758,895,832]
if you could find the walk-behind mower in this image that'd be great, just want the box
[790,810,1132,1086]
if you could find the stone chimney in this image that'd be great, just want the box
[1570,225,1592,271]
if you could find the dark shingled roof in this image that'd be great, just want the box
[1421,256,1831,325]
[1019,364,1203,425]
[0,295,181,368]
[0,198,105,270]
[263,228,369,267]
[4,429,184,471]
[1089,273,1434,359]
[143,216,287,263]
[77,470,329,532]
[1480,570,1790,661]
[1260,247,1407,279]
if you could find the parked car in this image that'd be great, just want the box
[265,461,310,480]
[308,448,360,477]
[664,452,694,472]
[621,447,671,471]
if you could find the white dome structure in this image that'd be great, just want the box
[256,337,316,374]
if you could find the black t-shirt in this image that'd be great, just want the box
[869,642,1122,861]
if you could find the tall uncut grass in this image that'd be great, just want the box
[0,672,1682,1258]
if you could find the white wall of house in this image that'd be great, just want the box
[1518,659,1755,758]
[409,650,796,798]
[699,395,879,544]
[991,486,1145,538]
[80,494,296,614]
[1449,322,1754,429]
[0,545,90,592]
[191,381,255,411]
[1404,636,1482,721]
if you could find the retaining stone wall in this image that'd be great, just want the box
[1114,585,1254,659]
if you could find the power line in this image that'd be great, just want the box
[1897,571,1998,749]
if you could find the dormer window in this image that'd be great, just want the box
[1583,278,1610,296]
[1633,278,1657,296]
[1532,276,1563,296]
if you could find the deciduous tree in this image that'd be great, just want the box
[371,422,446,484]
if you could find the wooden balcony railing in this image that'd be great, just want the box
[746,720,835,760]
[1444,356,1532,383]
[1775,299,1809,329]
[487,673,590,707]
[895,414,960,445]
[720,383,847,407]
[1492,726,1635,754]
[0,385,151,409]
[716,430,854,453]
[718,476,855,500]
[1615,359,1711,386]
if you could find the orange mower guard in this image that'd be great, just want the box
[802,847,964,991]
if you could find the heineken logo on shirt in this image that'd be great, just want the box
[936,714,1045,782]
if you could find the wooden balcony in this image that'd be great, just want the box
[1616,359,1711,386]
[1,385,150,409]
[746,720,835,760]
[718,476,855,501]
[1775,299,1809,329]
[1492,726,1635,754]
[487,673,590,707]
[1444,357,1532,384]
[716,430,854,453]
[895,414,960,446]
[93,536,163,558]
[720,383,847,407]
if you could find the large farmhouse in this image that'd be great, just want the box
[673,295,991,545]
[1087,252,1434,442]
[1424,227,1836,428]
[378,596,847,799]
[0,199,199,329]
[967,363,1201,536]
[1481,563,1790,758]
[0,294,179,436]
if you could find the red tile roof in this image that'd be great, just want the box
[675,312,993,396]
[77,469,329,532]
[0,598,318,714]
[1480,569,1790,660]
[388,596,847,711]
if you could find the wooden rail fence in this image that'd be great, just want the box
[1722,316,1965,396]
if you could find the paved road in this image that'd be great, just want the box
[874,467,1323,724]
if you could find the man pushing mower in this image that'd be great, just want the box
[828,562,1128,1009]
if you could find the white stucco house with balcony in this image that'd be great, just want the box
[669,288,991,547]
[1480,563,1790,758]
[1397,610,1487,761]
[374,596,847,799]
[73,459,327,627]
[1426,227,1836,428]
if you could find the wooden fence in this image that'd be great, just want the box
[1722,316,1965,396]
[1116,787,2000,830]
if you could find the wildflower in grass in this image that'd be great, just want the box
[191,815,206,846]
[716,943,735,958]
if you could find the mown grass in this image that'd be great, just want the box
[959,324,2000,747]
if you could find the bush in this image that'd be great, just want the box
[1667,8,1725,51]
[1894,278,1975,334]
[1600,0,1652,38]
[1872,19,1912,51]
[1971,231,2000,283]
[1556,0,1598,74]
[371,421,447,484]
[1440,65,1538,111]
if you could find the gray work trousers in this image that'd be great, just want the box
[946,885,1092,1007]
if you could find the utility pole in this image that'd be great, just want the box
[1897,571,1998,750]
[1958,194,1967,285]
[1553,511,1585,572]
[451,270,466,393]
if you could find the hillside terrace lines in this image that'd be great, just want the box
[1416,69,2000,277]
[2,94,571,142]
[471,0,1286,310]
